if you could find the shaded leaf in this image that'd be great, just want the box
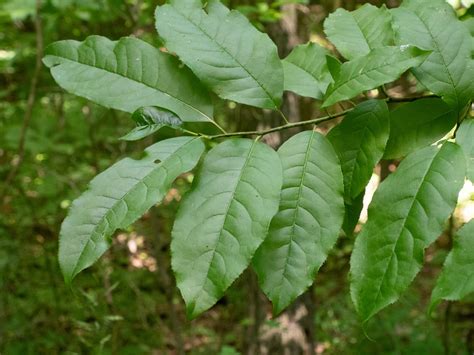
[324,3,394,60]
[383,98,457,159]
[155,0,283,109]
[59,137,205,283]
[456,117,474,181]
[322,46,429,108]
[171,138,282,318]
[430,220,474,310]
[327,100,390,202]
[342,190,365,237]
[43,36,214,122]
[350,143,466,322]
[253,131,344,314]
[282,43,334,99]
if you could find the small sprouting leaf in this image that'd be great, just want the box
[430,220,474,310]
[43,36,214,122]
[59,137,205,284]
[327,100,390,202]
[282,43,334,100]
[350,142,466,322]
[171,138,282,318]
[392,3,474,112]
[253,131,344,315]
[456,117,474,181]
[322,46,430,108]
[120,107,184,141]
[155,0,283,109]
[324,3,394,60]
[383,98,457,159]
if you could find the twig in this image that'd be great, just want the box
[1,0,43,200]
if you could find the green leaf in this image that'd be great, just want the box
[327,100,390,202]
[59,137,205,283]
[282,43,334,100]
[383,98,457,159]
[253,131,344,315]
[120,107,184,141]
[155,0,283,109]
[43,36,214,122]
[392,4,474,112]
[456,117,474,181]
[171,138,282,318]
[350,142,466,322]
[430,220,474,310]
[342,190,364,237]
[324,3,394,60]
[322,46,430,108]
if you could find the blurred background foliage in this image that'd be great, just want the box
[1,0,473,354]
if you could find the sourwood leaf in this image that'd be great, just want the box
[253,131,344,314]
[120,107,184,141]
[392,3,474,112]
[456,117,474,181]
[322,46,430,108]
[350,143,466,322]
[155,0,283,109]
[171,138,282,318]
[59,137,205,283]
[324,3,394,60]
[327,100,390,202]
[282,43,334,100]
[383,98,457,159]
[43,36,214,122]
[430,220,474,310]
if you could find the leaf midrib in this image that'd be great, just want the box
[166,4,278,108]
[69,138,198,278]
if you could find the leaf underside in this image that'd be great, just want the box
[59,137,205,283]
[253,131,344,315]
[350,143,466,322]
[171,138,282,319]
[43,36,214,122]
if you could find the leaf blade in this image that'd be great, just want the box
[324,3,394,60]
[327,100,390,202]
[43,36,214,122]
[155,0,283,109]
[384,98,457,159]
[282,43,334,100]
[350,143,466,322]
[253,131,344,314]
[430,220,474,310]
[171,138,283,318]
[59,137,205,283]
[322,46,430,108]
[456,117,474,181]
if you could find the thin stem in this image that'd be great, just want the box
[206,108,352,139]
[1,0,43,201]
[278,109,290,124]
[211,120,228,134]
